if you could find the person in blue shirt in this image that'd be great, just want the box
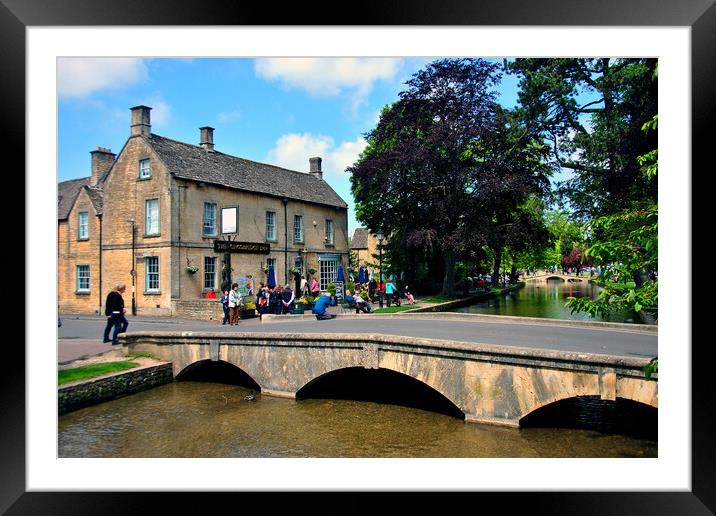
[312,292,337,320]
[384,279,398,307]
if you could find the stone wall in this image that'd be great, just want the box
[172,299,225,321]
[58,362,173,415]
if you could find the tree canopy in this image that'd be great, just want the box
[349,58,550,294]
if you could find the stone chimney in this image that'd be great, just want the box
[309,157,323,180]
[130,105,152,137]
[199,126,215,151]
[90,147,116,185]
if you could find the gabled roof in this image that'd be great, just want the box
[351,227,369,249]
[146,134,348,209]
[58,177,90,220]
[84,185,104,215]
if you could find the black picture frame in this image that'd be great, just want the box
[6,0,712,513]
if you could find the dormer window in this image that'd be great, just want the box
[139,158,151,179]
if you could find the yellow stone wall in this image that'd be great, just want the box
[59,134,349,316]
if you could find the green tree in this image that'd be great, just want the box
[507,58,657,219]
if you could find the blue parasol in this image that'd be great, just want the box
[336,265,345,283]
[357,266,365,284]
[267,264,276,289]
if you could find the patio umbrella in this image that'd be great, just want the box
[267,265,276,289]
[357,266,366,284]
[336,265,345,283]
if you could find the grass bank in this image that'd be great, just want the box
[58,362,139,385]
[372,296,460,314]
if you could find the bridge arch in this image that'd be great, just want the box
[176,359,262,391]
[519,395,657,439]
[296,366,465,419]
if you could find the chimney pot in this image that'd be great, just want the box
[90,147,116,185]
[130,105,152,137]
[309,156,323,180]
[200,126,215,151]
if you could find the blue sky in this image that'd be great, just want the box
[57,57,523,234]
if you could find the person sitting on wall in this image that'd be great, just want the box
[353,291,372,313]
[205,289,217,299]
[312,292,337,320]
[344,289,356,308]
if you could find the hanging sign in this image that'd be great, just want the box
[214,241,270,254]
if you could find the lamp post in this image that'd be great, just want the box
[376,231,384,308]
[128,220,136,316]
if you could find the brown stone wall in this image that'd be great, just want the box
[57,189,102,314]
[101,136,173,316]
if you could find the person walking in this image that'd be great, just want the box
[103,283,129,345]
[219,289,230,325]
[228,283,242,326]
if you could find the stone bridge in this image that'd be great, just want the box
[121,331,657,428]
[523,273,592,283]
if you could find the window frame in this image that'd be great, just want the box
[203,202,218,237]
[138,158,151,180]
[77,211,89,240]
[265,210,277,241]
[145,256,160,293]
[76,264,90,293]
[145,198,160,237]
[325,219,334,246]
[204,256,217,291]
[293,214,304,243]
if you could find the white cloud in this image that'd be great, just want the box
[217,110,242,124]
[266,133,367,176]
[255,58,402,102]
[138,95,171,129]
[57,58,148,98]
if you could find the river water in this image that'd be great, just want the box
[58,379,657,458]
[452,278,642,323]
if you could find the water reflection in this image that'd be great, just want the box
[453,279,641,323]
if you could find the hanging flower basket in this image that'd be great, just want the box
[185,265,199,274]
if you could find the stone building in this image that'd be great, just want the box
[350,227,385,268]
[58,105,349,316]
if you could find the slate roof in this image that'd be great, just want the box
[147,134,348,209]
[351,227,369,249]
[84,185,104,215]
[58,177,90,220]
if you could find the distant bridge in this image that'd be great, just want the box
[122,329,657,428]
[523,273,594,283]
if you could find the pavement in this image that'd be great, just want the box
[58,308,658,367]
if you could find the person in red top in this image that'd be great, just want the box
[205,289,217,299]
